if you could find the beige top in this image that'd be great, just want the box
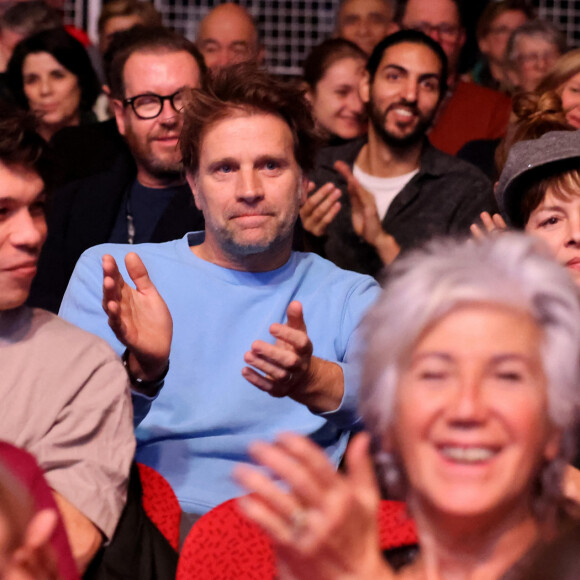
[0,306,135,539]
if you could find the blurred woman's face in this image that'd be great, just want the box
[479,9,528,67]
[526,187,580,285]
[392,304,559,520]
[560,71,580,129]
[22,52,81,138]
[308,56,366,140]
[512,36,561,92]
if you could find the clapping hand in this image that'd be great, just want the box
[102,252,172,381]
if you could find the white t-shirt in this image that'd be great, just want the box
[353,164,419,219]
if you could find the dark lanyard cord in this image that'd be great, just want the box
[125,191,135,244]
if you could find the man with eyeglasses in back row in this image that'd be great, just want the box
[28,27,206,313]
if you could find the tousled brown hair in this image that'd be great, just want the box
[520,167,580,225]
[180,63,319,175]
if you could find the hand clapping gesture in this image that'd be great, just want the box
[102,252,173,382]
[334,161,400,266]
[300,181,342,237]
[470,211,507,239]
[234,432,394,580]
[243,301,343,412]
[242,301,314,398]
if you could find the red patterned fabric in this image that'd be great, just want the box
[177,499,275,580]
[378,500,417,549]
[137,462,181,551]
[177,497,417,579]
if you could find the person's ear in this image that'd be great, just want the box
[186,172,202,211]
[359,70,371,104]
[256,44,265,66]
[303,83,313,105]
[298,175,309,207]
[112,98,127,137]
[458,27,466,49]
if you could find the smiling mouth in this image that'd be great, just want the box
[440,446,499,464]
[392,107,415,117]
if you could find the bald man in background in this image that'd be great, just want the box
[197,2,263,71]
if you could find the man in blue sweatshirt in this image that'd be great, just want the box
[59,64,380,524]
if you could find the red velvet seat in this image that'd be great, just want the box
[137,462,181,551]
[176,497,417,579]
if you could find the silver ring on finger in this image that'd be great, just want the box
[290,507,308,536]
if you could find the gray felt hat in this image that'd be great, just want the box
[495,130,580,228]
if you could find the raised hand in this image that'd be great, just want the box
[334,161,400,265]
[300,181,342,237]
[102,252,172,380]
[242,301,313,398]
[234,432,393,580]
[470,211,508,239]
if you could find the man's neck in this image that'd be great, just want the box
[136,169,185,190]
[356,127,423,178]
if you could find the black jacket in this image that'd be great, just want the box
[28,147,204,313]
[309,137,497,278]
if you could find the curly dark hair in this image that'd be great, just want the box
[6,27,100,113]
[180,62,319,175]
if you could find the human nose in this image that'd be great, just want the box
[402,78,418,103]
[157,98,179,124]
[209,50,229,69]
[357,18,370,37]
[10,210,45,250]
[446,372,488,425]
[348,90,364,114]
[237,167,264,202]
[424,24,442,44]
[565,213,580,246]
[39,77,51,95]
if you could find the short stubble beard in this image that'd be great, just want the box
[368,98,437,149]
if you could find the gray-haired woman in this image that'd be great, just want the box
[235,233,580,580]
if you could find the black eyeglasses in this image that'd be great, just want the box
[122,90,185,120]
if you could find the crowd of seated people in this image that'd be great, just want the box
[3,0,580,578]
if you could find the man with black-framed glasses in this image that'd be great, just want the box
[28,27,207,313]
[396,0,512,155]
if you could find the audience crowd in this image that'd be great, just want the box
[3,0,580,578]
